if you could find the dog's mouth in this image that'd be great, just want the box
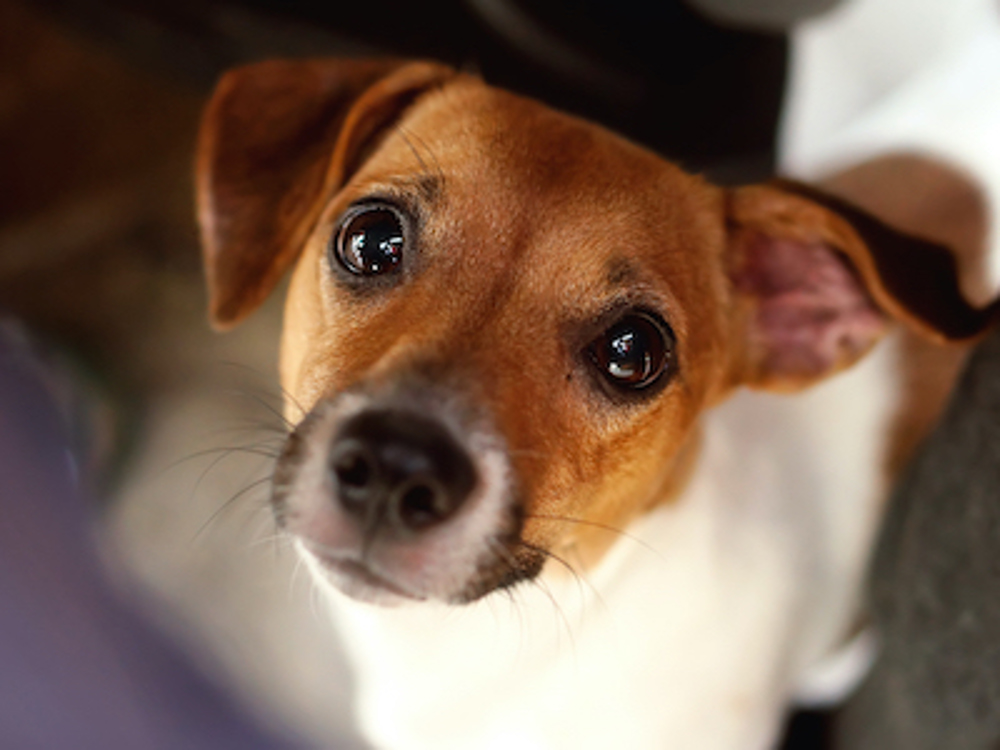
[301,541,425,603]
[298,533,546,605]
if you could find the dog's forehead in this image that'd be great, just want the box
[359,80,726,312]
[395,79,711,226]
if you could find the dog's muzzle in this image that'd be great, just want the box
[273,393,541,604]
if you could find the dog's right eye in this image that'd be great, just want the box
[586,311,675,394]
[332,204,407,276]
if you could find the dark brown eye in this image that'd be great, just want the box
[587,312,674,391]
[332,204,406,276]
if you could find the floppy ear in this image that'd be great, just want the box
[196,58,457,329]
[727,180,998,391]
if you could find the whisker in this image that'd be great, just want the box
[221,389,296,432]
[531,570,579,658]
[491,538,579,657]
[396,125,433,178]
[249,530,290,551]
[191,475,273,543]
[247,503,282,546]
[307,570,323,623]
[215,361,307,420]
[525,512,661,559]
[162,443,281,472]
[515,538,577,579]
[485,539,527,650]
[289,548,308,604]
[165,445,278,507]
[397,124,446,187]
[513,538,609,618]
[198,420,288,440]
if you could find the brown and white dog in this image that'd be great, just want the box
[196,59,996,749]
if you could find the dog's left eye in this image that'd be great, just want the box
[332,204,406,276]
[587,311,674,392]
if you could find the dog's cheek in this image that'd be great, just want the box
[279,245,328,414]
[279,239,388,416]
[517,403,692,569]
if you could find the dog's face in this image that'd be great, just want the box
[197,60,988,605]
[274,82,730,604]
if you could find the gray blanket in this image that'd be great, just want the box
[839,323,1000,749]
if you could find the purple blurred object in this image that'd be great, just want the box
[0,321,306,750]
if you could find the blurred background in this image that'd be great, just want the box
[1,0,998,748]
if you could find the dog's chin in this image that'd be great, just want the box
[294,537,546,607]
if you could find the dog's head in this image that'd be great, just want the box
[197,59,992,605]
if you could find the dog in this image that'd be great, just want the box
[195,59,997,749]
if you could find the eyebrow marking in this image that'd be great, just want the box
[411,174,442,204]
[396,124,446,202]
[605,257,639,287]
[364,173,442,210]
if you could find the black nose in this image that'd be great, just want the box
[329,410,477,535]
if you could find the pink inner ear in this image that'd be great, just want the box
[734,234,887,379]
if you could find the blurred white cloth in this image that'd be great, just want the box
[781,0,1000,285]
[780,0,1000,705]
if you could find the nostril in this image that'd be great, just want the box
[395,479,450,530]
[335,450,372,488]
[330,440,379,513]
